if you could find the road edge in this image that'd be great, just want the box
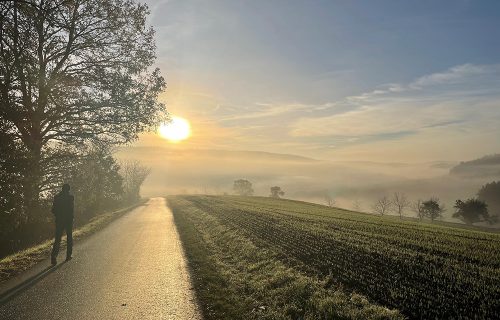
[0,200,147,285]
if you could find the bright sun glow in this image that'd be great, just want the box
[159,116,191,142]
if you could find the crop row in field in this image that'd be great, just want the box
[171,195,500,319]
[168,196,401,320]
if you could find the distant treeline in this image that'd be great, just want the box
[231,178,499,226]
[450,154,500,178]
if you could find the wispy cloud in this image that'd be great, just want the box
[217,104,306,122]
[290,64,500,138]
[216,102,328,122]
[411,64,500,88]
[291,103,463,137]
[141,59,500,162]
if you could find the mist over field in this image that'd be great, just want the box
[117,146,498,223]
[2,1,500,319]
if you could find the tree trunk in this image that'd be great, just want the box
[22,142,43,225]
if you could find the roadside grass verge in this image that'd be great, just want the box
[168,196,402,320]
[0,200,146,284]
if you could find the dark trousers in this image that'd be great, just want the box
[51,217,73,259]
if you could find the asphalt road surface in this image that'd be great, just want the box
[0,198,202,320]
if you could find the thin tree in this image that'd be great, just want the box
[121,160,151,203]
[0,0,166,221]
[324,193,336,207]
[411,199,425,220]
[372,196,391,216]
[352,199,362,212]
[391,192,410,219]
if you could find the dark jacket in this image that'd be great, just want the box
[51,191,74,219]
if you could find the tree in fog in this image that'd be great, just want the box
[68,145,123,217]
[372,196,391,216]
[233,179,253,196]
[453,199,489,225]
[421,198,445,222]
[121,160,151,203]
[0,0,165,221]
[411,199,425,220]
[270,186,285,198]
[391,192,410,219]
[324,193,336,207]
[352,199,362,212]
[477,181,500,221]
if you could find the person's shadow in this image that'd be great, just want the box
[0,262,67,306]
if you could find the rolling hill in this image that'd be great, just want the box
[450,154,500,178]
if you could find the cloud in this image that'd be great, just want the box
[411,64,500,88]
[215,102,332,123]
[290,64,500,138]
[133,62,500,162]
[218,104,309,122]
[291,102,463,137]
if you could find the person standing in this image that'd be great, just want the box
[51,183,74,265]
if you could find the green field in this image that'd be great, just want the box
[168,195,500,320]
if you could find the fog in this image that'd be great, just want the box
[116,146,499,223]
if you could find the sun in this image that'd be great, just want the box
[158,116,191,142]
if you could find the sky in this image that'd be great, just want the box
[134,0,500,163]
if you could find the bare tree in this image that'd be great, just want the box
[372,196,391,215]
[392,192,410,219]
[411,199,425,220]
[121,160,151,203]
[352,199,362,212]
[324,194,336,207]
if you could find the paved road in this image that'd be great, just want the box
[0,198,202,320]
